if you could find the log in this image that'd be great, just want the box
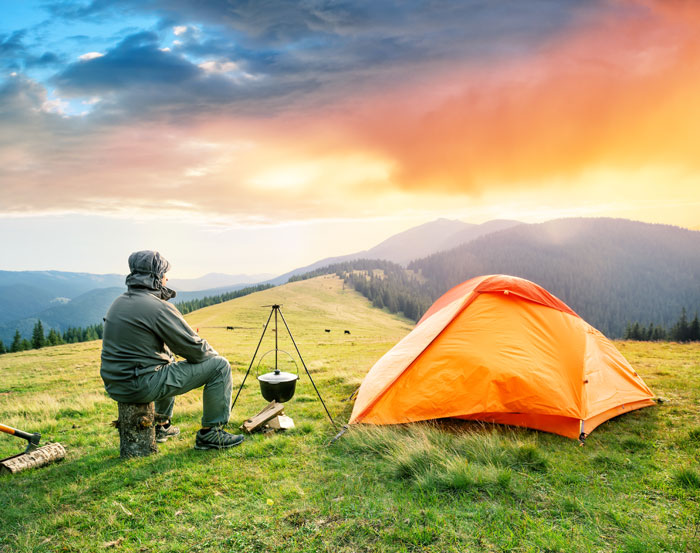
[0,443,66,474]
[241,401,285,433]
[117,402,157,458]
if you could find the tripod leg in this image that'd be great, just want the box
[278,309,336,426]
[231,307,275,413]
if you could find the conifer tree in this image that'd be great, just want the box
[652,324,667,341]
[690,313,700,342]
[63,327,78,343]
[47,328,64,346]
[21,338,32,350]
[671,308,690,342]
[11,330,23,352]
[0,339,5,354]
[32,320,46,349]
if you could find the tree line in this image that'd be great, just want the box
[290,259,700,342]
[0,283,274,355]
[624,308,700,342]
[290,258,434,322]
[0,320,104,354]
[175,283,274,315]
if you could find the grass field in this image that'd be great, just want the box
[1,276,698,552]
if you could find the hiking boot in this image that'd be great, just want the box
[195,427,245,450]
[155,424,180,443]
[194,428,244,450]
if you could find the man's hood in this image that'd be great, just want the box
[125,250,176,300]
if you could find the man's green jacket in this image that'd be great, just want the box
[100,288,217,400]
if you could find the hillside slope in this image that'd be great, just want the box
[410,218,700,336]
[185,276,413,385]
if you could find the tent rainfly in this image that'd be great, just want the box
[349,275,655,439]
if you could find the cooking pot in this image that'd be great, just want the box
[257,369,299,403]
[256,349,299,403]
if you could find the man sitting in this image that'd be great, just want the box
[100,250,244,450]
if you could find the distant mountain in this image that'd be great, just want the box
[0,270,124,298]
[169,272,275,291]
[433,219,523,252]
[0,270,125,324]
[409,218,700,337]
[270,218,521,284]
[0,286,125,344]
[363,218,474,264]
[174,283,259,303]
[0,284,57,324]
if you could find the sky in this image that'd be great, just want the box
[1,0,699,278]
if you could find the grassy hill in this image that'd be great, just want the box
[0,276,698,552]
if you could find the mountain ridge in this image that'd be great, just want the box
[2,217,697,344]
[269,218,521,284]
[407,217,700,337]
[168,272,275,291]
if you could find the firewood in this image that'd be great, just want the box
[241,401,285,433]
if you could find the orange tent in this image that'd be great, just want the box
[350,275,655,439]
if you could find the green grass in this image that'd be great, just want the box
[1,276,699,552]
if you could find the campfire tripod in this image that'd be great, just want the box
[231,304,335,425]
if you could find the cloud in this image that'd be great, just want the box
[3,0,699,226]
[0,75,393,221]
[78,51,104,61]
[48,29,321,117]
[53,31,199,93]
[26,52,62,67]
[127,0,591,50]
[198,60,237,73]
[1,29,61,71]
[43,1,599,117]
[326,0,700,195]
[0,30,27,71]
[0,30,27,56]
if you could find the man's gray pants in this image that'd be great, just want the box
[136,356,232,428]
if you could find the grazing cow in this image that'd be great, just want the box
[344,330,351,335]
[325,329,331,333]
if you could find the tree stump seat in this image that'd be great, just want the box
[115,402,157,458]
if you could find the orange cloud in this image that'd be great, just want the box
[333,0,700,194]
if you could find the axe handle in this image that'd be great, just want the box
[0,423,40,444]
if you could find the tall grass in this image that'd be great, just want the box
[341,424,546,496]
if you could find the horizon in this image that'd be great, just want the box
[2,1,699,278]
[0,215,697,280]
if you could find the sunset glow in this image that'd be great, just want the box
[1,0,698,276]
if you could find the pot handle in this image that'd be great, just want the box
[255,349,299,376]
